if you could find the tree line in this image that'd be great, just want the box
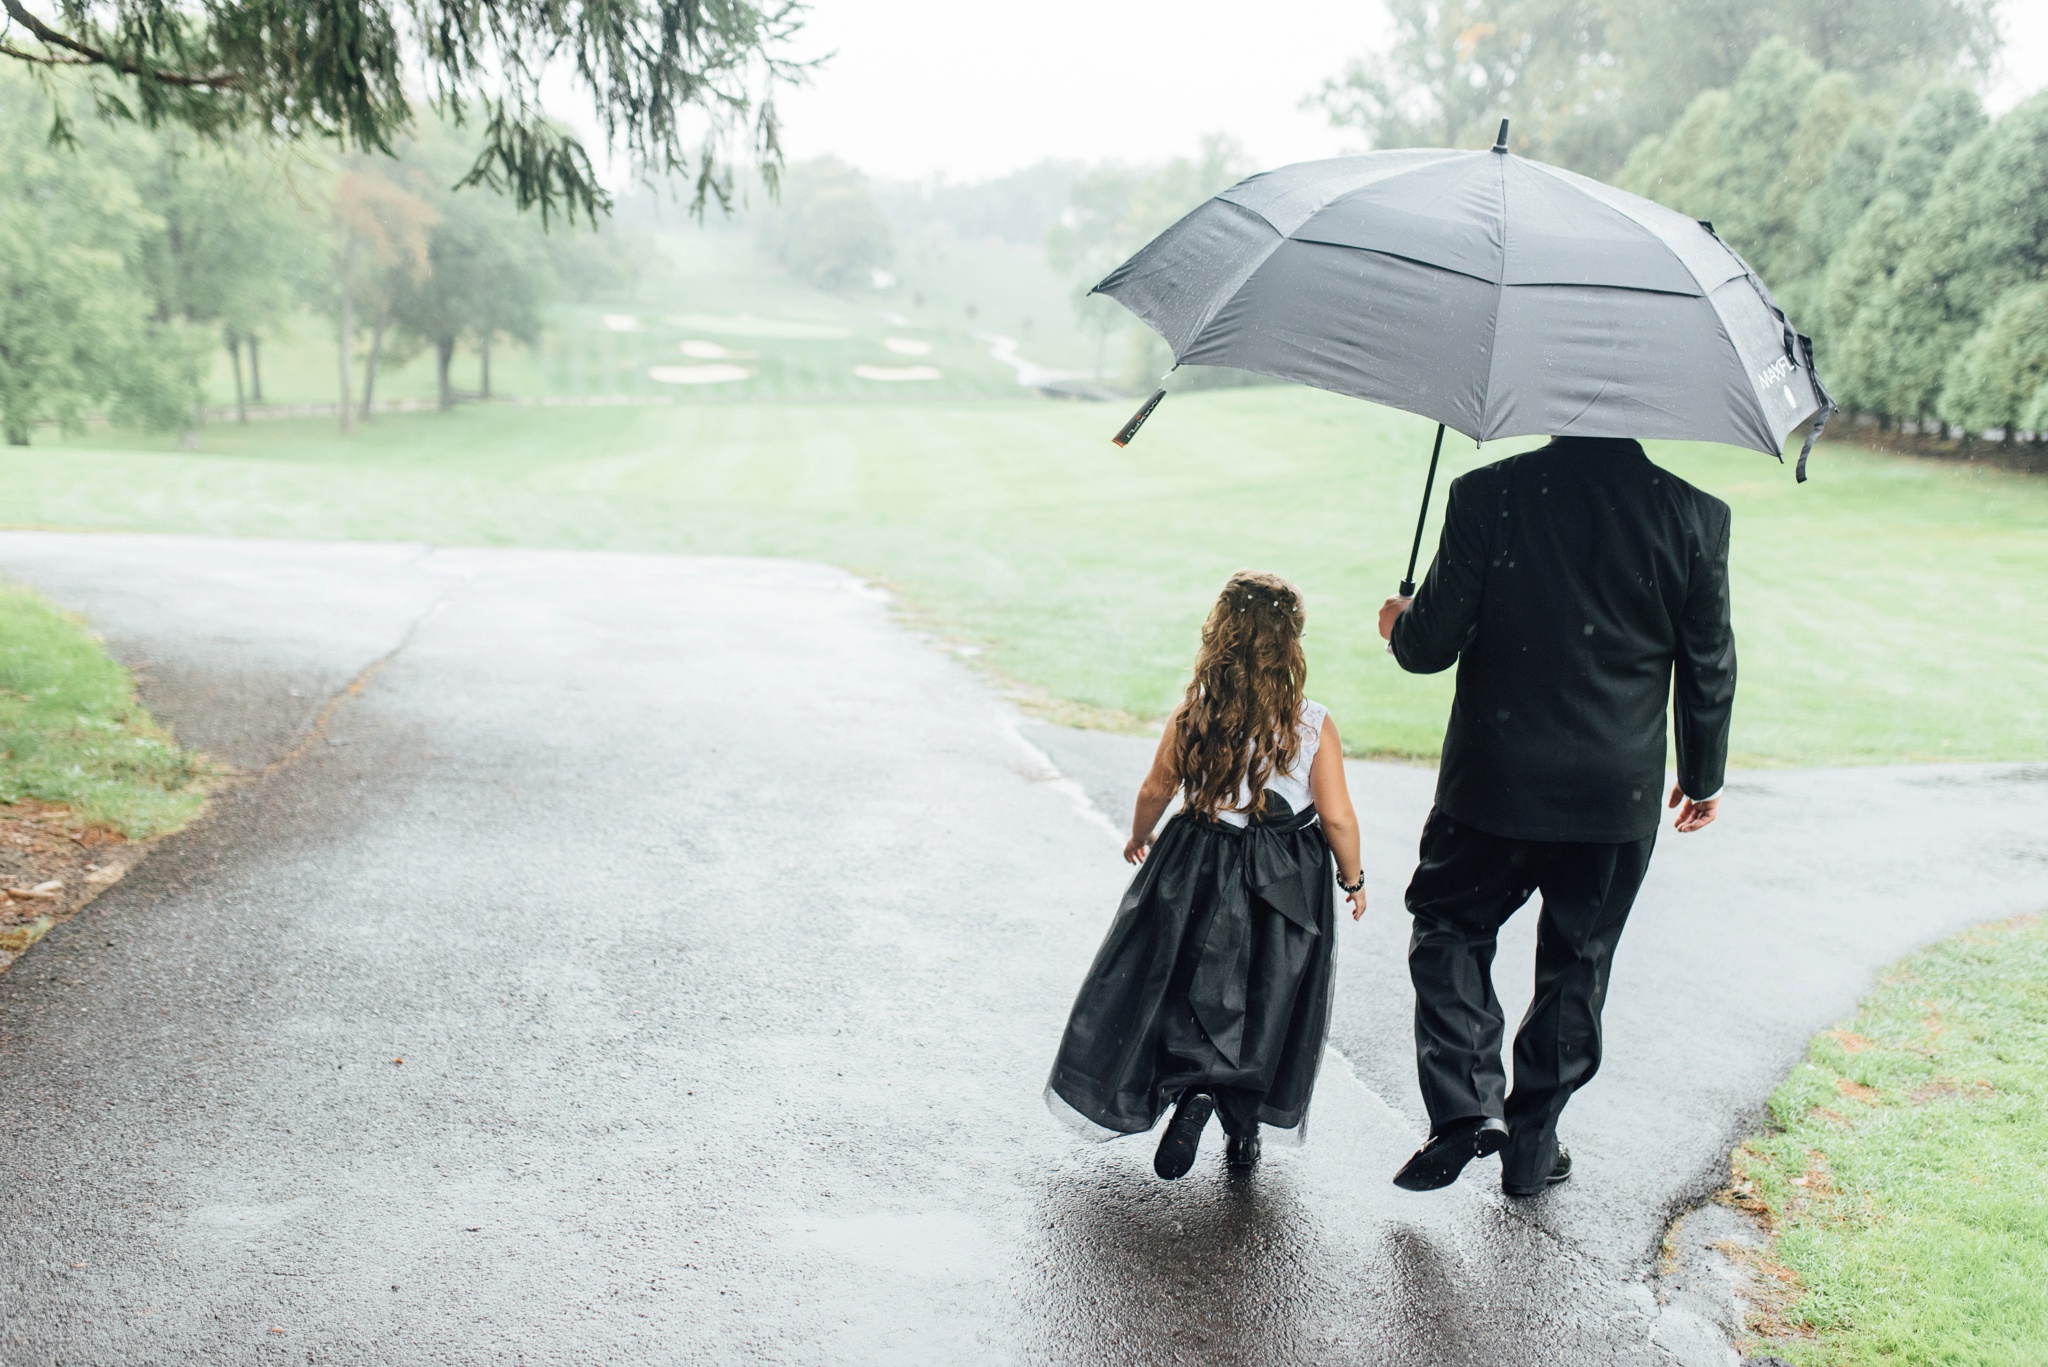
[1319,0,1996,181]
[0,0,796,447]
[0,74,644,444]
[1623,41,2048,442]
[1048,1,2042,442]
[1318,0,2040,445]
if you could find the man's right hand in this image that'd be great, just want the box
[1378,595,1414,642]
[1668,782,1719,833]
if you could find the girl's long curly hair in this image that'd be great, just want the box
[1171,571,1308,819]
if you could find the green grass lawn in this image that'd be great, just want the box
[1731,912,2048,1364]
[0,585,209,838]
[15,385,2047,765]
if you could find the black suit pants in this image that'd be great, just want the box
[1404,808,1654,1188]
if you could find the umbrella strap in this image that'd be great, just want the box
[1796,409,1828,484]
[1794,332,1834,484]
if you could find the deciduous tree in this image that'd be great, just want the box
[106,132,320,421]
[387,136,553,408]
[756,158,893,292]
[1045,137,1249,385]
[1856,93,2048,426]
[1317,0,1996,176]
[328,168,436,430]
[1819,84,1984,419]
[1940,283,2048,439]
[0,77,197,443]
[1620,41,1875,282]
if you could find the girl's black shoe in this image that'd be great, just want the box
[1225,1132,1261,1169]
[1153,1091,1216,1180]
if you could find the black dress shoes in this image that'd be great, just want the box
[1392,1116,1510,1191]
[1154,1090,1216,1180]
[1225,1132,1261,1169]
[1503,1144,1572,1197]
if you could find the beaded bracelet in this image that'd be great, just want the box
[1338,870,1366,895]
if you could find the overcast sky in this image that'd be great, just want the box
[768,0,2048,184]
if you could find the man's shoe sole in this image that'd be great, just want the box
[1154,1093,1216,1180]
[1392,1120,1508,1192]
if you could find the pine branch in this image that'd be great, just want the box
[1,0,239,88]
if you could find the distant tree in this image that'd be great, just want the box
[877,161,1081,247]
[391,156,554,408]
[1316,0,1620,164]
[1317,0,1997,177]
[327,169,436,431]
[1819,85,1985,419]
[1045,137,1250,385]
[468,229,550,400]
[2022,376,2048,441]
[1939,283,2048,439]
[1605,0,1993,151]
[0,0,803,223]
[1784,120,1890,297]
[549,223,669,305]
[0,78,197,443]
[1619,41,1873,283]
[108,134,321,421]
[1777,0,1997,82]
[757,159,892,291]
[0,204,194,444]
[1856,93,2048,427]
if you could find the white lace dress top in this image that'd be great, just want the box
[1212,699,1329,828]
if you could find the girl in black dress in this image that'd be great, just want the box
[1046,571,1367,1178]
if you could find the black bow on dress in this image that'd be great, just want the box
[1188,800,1323,1066]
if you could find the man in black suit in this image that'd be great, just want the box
[1378,435,1735,1197]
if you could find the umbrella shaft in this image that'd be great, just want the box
[1401,424,1447,596]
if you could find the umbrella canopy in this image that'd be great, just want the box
[1095,138,1831,466]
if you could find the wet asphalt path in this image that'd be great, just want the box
[0,532,2043,1366]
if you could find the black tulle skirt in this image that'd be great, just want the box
[1047,799,1337,1137]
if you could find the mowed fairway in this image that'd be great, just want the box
[14,387,2047,764]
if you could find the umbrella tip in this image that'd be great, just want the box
[1493,119,1510,152]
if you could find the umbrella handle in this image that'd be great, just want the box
[1112,389,1167,447]
[1400,424,1447,596]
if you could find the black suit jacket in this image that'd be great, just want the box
[1390,438,1735,843]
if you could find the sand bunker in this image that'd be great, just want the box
[680,340,736,359]
[883,338,933,356]
[854,365,943,382]
[603,314,641,332]
[672,313,851,340]
[648,364,753,385]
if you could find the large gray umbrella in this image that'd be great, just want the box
[1096,123,1833,592]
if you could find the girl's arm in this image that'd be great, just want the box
[1125,714,1182,864]
[1307,713,1367,919]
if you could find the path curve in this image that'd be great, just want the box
[0,531,2042,1366]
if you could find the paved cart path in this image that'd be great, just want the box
[0,532,2042,1366]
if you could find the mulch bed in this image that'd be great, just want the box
[0,801,149,973]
